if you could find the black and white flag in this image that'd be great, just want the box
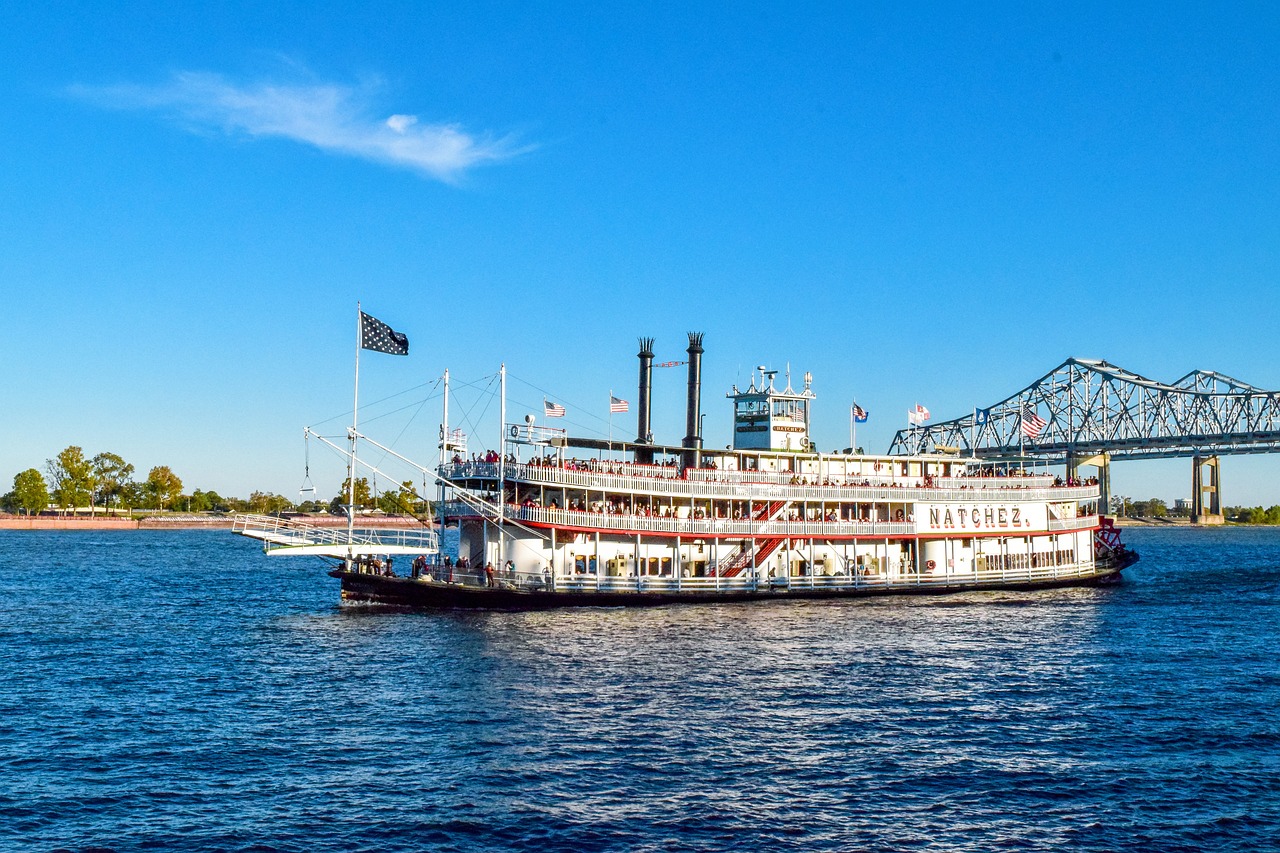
[360,312,409,356]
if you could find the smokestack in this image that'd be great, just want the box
[682,332,704,470]
[636,337,655,464]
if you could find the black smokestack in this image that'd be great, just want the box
[682,332,704,470]
[636,337,655,464]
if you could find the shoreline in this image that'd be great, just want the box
[0,514,433,531]
[0,514,1260,531]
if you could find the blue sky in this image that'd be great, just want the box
[3,3,1279,505]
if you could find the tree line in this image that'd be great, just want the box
[1110,494,1280,524]
[2,446,432,519]
[1,446,293,517]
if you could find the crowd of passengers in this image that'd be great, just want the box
[515,495,912,523]
[450,452,1098,490]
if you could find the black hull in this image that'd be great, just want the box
[330,557,1134,611]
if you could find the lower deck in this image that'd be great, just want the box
[333,556,1128,610]
[452,518,1099,588]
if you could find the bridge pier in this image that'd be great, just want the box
[1191,455,1225,524]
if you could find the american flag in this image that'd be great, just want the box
[544,399,566,418]
[1021,403,1047,439]
[360,312,409,355]
[610,395,629,413]
[852,404,868,423]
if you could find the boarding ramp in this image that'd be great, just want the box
[232,514,438,557]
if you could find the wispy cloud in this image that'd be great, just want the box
[70,71,528,182]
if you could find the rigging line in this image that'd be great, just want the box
[370,394,433,476]
[503,377,619,442]
[309,378,445,429]
[449,374,500,451]
[507,372,616,429]
[360,376,443,442]
[358,394,439,425]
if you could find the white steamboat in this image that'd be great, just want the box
[237,333,1134,608]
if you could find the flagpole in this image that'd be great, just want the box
[1019,404,1025,475]
[499,363,506,570]
[440,368,449,545]
[347,303,361,560]
[609,390,614,448]
[971,407,977,459]
[849,404,854,452]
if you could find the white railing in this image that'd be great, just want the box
[440,462,1098,504]
[1048,515,1100,532]
[445,502,916,537]
[232,513,438,552]
[460,558,1111,595]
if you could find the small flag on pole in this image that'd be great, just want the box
[907,404,930,425]
[1021,403,1047,439]
[360,312,409,355]
[852,404,868,423]
[610,395,630,413]
[544,399,566,418]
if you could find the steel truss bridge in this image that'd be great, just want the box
[887,358,1280,521]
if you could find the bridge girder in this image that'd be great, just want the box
[888,357,1280,461]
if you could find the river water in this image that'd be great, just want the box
[1,526,1277,852]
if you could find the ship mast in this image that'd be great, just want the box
[499,363,506,569]
[439,368,449,549]
[346,302,361,562]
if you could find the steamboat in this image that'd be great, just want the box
[234,333,1136,608]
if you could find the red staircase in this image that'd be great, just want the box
[716,500,791,577]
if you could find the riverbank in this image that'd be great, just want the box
[0,514,432,531]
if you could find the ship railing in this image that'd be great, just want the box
[490,503,917,537]
[686,469,1057,489]
[417,566,554,591]
[232,513,439,552]
[1047,515,1100,532]
[535,559,1111,594]
[451,462,1099,503]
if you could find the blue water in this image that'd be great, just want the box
[2,527,1278,852]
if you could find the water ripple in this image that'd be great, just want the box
[1,527,1278,851]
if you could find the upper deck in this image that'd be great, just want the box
[440,458,1100,504]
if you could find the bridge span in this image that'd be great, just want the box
[888,358,1280,523]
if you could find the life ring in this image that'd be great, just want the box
[926,559,936,570]
[510,425,519,438]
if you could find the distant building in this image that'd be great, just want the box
[1174,498,1191,514]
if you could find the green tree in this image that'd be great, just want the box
[120,481,146,513]
[46,446,94,514]
[12,468,50,515]
[145,466,184,510]
[91,452,135,514]
[377,480,421,516]
[248,491,293,515]
[337,476,373,510]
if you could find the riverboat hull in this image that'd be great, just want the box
[330,552,1135,610]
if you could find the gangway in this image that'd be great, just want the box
[232,514,438,557]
